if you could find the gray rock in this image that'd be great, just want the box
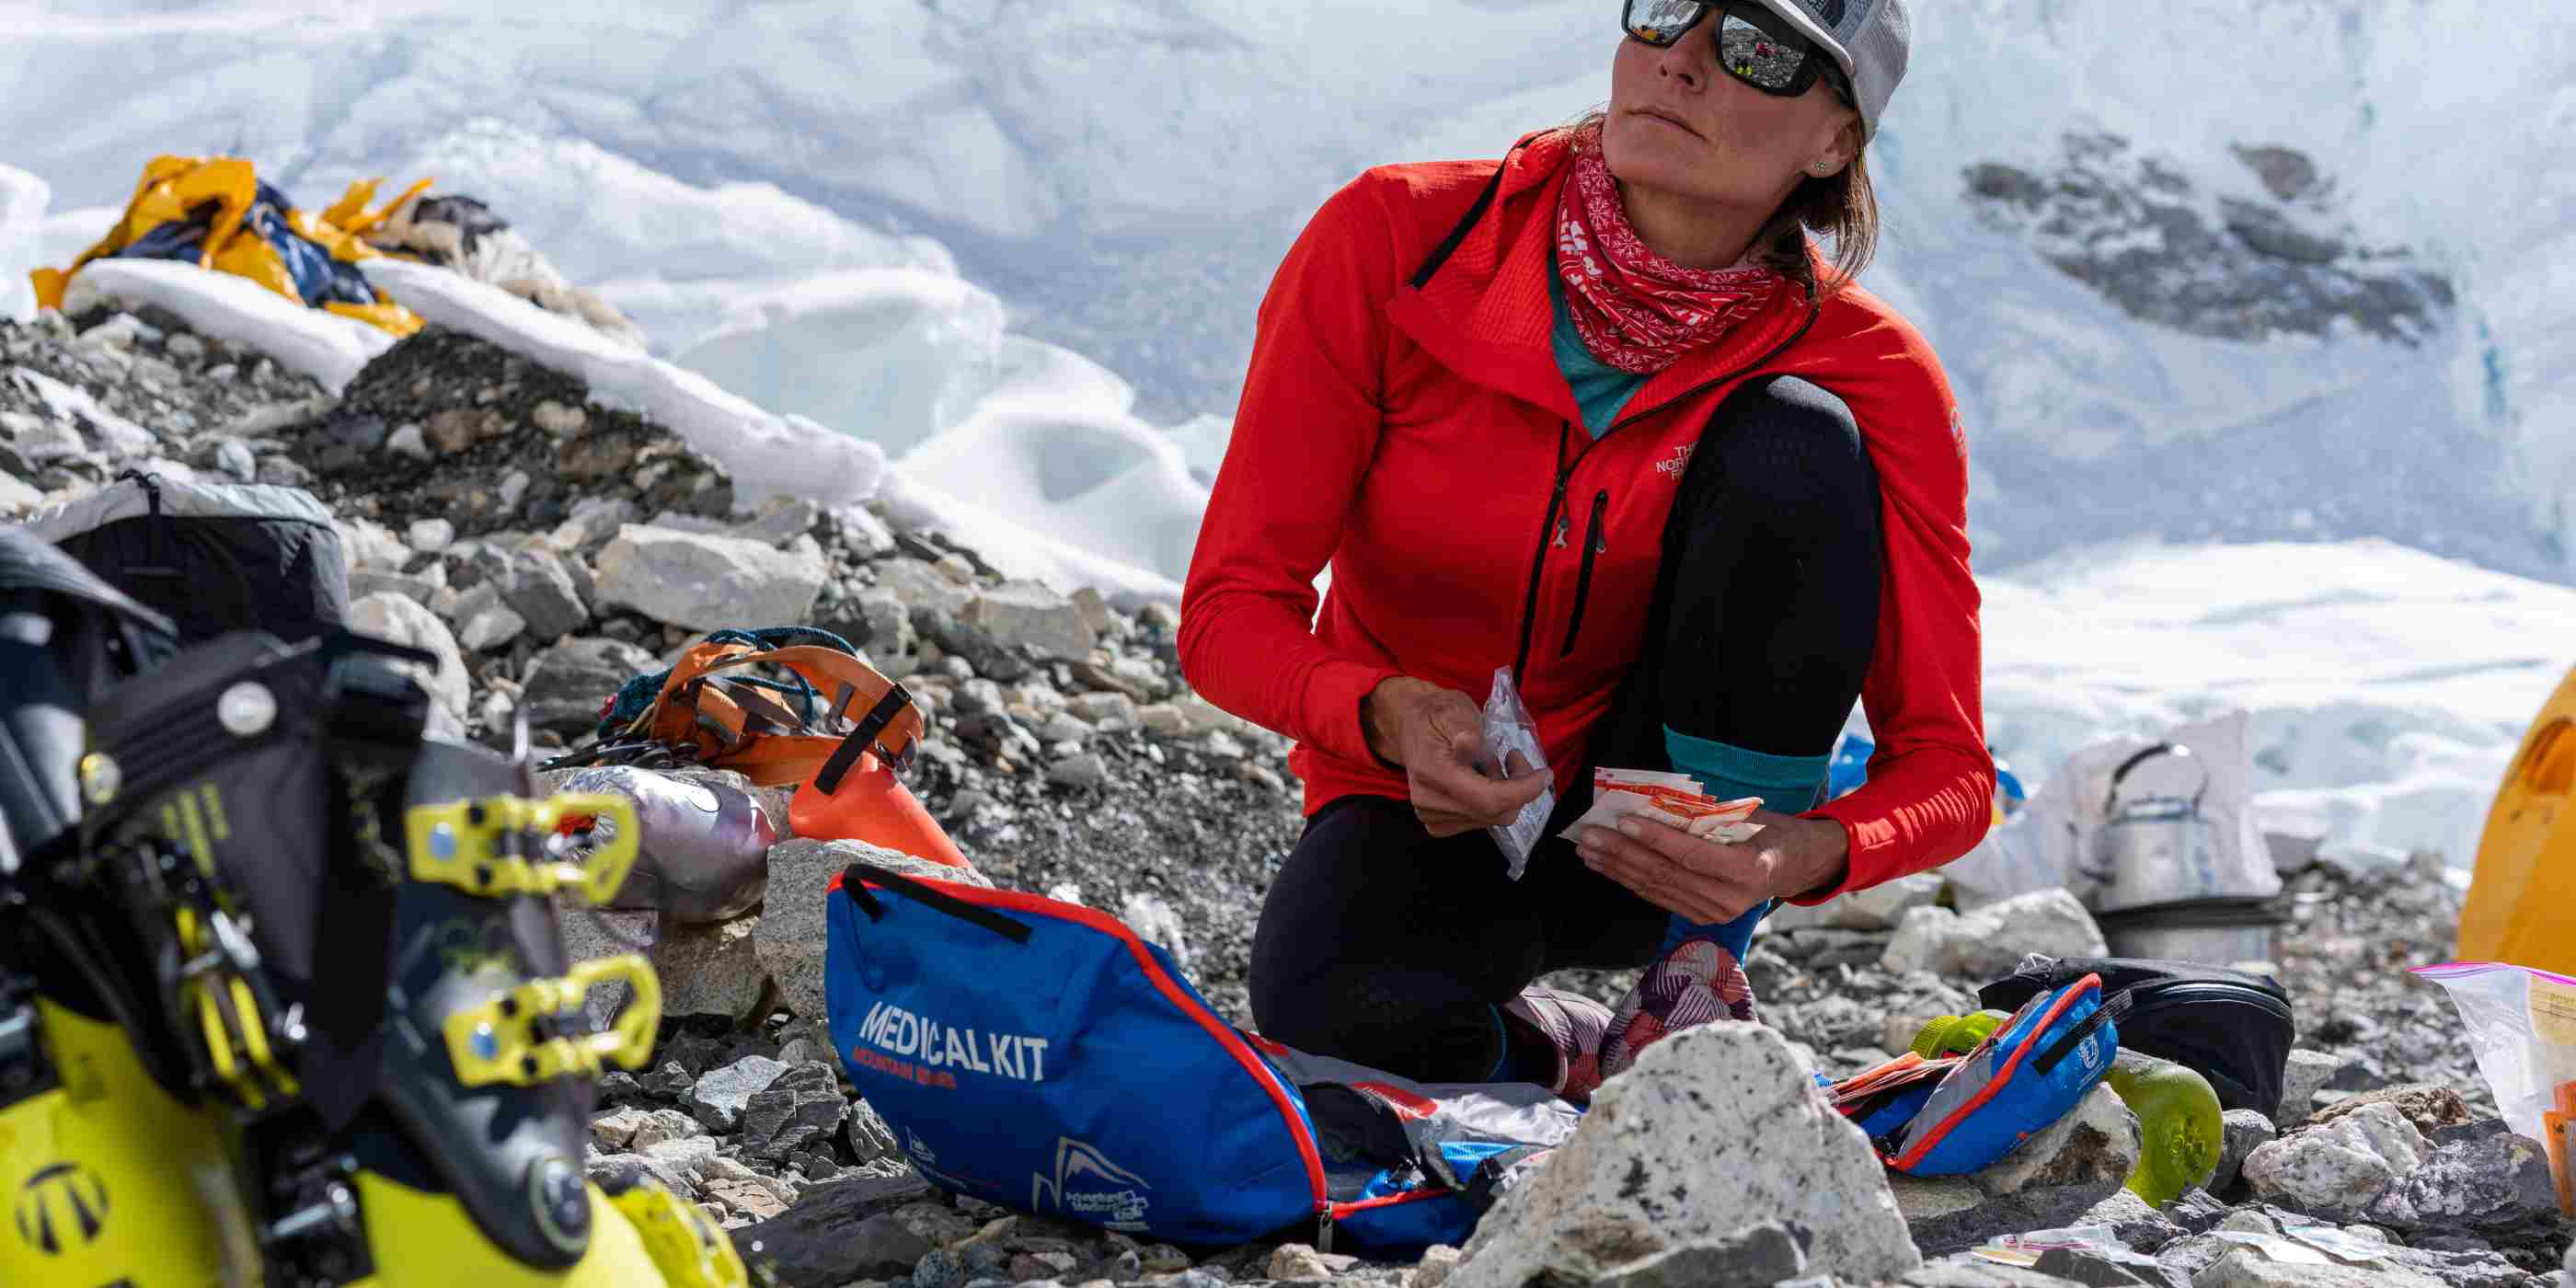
[1891,1084,2143,1256]
[844,1099,900,1167]
[0,470,43,516]
[2272,1051,2343,1129]
[913,1247,967,1288]
[1585,1224,1807,1287]
[1413,1246,1465,1288]
[1768,872,1942,933]
[758,839,991,1024]
[593,523,825,630]
[590,1106,650,1151]
[533,399,587,436]
[834,504,898,558]
[2076,1187,2184,1252]
[959,581,1098,662]
[2306,1085,2473,1138]
[2363,1129,2559,1234]
[654,913,768,1020]
[1880,889,2107,979]
[1045,753,1110,790]
[499,547,590,640]
[1903,1256,2097,1286]
[735,1187,936,1287]
[743,1062,848,1162]
[408,517,455,551]
[851,588,914,660]
[214,438,257,482]
[347,567,441,603]
[1266,1243,1357,1282]
[2239,1102,2426,1221]
[1064,691,1138,726]
[1448,1024,1919,1288]
[337,516,413,571]
[346,592,471,734]
[583,1151,662,1195]
[2034,1245,2185,1288]
[2168,1190,2234,1236]
[630,1109,706,1151]
[2187,1247,2442,1287]
[735,495,821,546]
[2213,1110,2277,1195]
[382,420,430,461]
[639,1134,717,1185]
[874,557,975,615]
[688,1054,788,1133]
[457,594,526,653]
[521,636,657,734]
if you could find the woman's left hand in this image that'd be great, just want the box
[1574,810,1851,926]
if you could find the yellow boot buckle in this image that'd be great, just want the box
[443,955,661,1087]
[405,792,640,903]
[608,1179,751,1287]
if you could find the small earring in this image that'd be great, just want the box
[1810,162,1834,177]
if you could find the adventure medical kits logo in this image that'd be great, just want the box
[1031,1138,1151,1229]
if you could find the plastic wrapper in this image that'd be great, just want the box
[1479,667,1555,880]
[2411,961,2576,1144]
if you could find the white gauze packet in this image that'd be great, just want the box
[1480,667,1555,880]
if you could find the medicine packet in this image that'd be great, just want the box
[1480,667,1554,880]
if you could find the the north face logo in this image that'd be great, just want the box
[1654,443,1695,480]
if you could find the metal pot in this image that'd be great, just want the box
[2095,897,2288,967]
[2087,743,2226,914]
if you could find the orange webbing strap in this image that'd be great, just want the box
[686,646,925,753]
[638,642,924,786]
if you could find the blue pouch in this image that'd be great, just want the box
[1884,973,2120,1177]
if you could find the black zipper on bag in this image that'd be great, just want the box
[2119,982,2294,1024]
[1557,490,1609,659]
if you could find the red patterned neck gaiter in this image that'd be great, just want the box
[1555,123,1788,375]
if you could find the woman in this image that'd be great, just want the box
[1179,0,1992,1097]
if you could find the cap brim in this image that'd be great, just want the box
[1745,1,1855,81]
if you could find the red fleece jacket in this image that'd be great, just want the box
[1179,131,1994,902]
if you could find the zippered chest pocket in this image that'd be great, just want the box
[1558,489,1610,659]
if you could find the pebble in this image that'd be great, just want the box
[1046,753,1109,790]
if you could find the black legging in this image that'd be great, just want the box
[1249,376,1883,1082]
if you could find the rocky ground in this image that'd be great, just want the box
[5,307,2569,1288]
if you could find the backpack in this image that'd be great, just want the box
[822,862,1574,1252]
[0,525,175,872]
[20,470,349,647]
[1979,956,2294,1117]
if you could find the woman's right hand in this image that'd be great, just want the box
[1363,676,1553,837]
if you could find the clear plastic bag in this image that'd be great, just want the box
[2411,961,2576,1144]
[1479,667,1555,880]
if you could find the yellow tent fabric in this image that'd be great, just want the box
[29,155,426,338]
[2460,662,2576,974]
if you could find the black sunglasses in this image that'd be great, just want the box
[1622,1,1849,101]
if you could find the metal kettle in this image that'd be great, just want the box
[2086,742,2225,914]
